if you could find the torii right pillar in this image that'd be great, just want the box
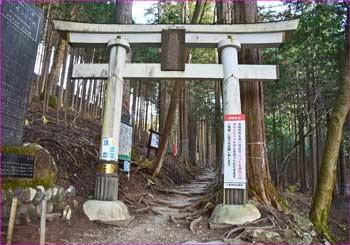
[209,38,261,228]
[218,38,247,205]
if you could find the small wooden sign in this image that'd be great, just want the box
[1,152,35,178]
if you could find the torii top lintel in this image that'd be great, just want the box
[53,19,299,49]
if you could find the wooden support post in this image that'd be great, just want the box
[40,199,47,245]
[95,37,130,201]
[218,39,247,205]
[7,197,18,245]
[161,29,186,71]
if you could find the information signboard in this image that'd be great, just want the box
[223,114,246,189]
[1,153,35,178]
[148,130,160,149]
[118,122,133,161]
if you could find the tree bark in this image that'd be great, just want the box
[43,37,65,115]
[189,84,197,164]
[273,110,279,189]
[152,82,181,177]
[215,79,223,169]
[64,48,74,125]
[338,141,346,197]
[310,4,350,241]
[347,112,350,174]
[234,0,281,209]
[56,42,69,124]
[116,0,132,124]
[215,0,228,169]
[153,0,202,176]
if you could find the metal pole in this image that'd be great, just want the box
[95,37,130,201]
[218,38,247,205]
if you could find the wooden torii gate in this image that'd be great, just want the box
[54,19,299,206]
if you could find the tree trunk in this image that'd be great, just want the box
[234,0,281,209]
[214,0,229,169]
[64,48,74,125]
[180,81,189,159]
[56,43,69,124]
[38,12,53,97]
[43,37,65,115]
[152,0,202,175]
[338,141,346,197]
[307,70,317,194]
[131,81,137,126]
[347,112,350,174]
[216,0,231,24]
[152,82,181,177]
[310,4,350,241]
[116,0,132,124]
[159,81,170,133]
[273,110,279,189]
[189,84,197,164]
[278,106,285,189]
[215,79,223,169]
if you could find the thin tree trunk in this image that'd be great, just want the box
[338,141,346,197]
[152,82,182,177]
[310,4,350,241]
[131,82,137,126]
[273,110,279,189]
[56,43,69,124]
[43,37,65,115]
[215,79,223,169]
[347,112,350,173]
[64,49,73,125]
[189,84,197,164]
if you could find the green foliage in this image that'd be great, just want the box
[37,2,116,23]
[263,2,347,180]
[37,93,57,109]
[131,147,138,160]
[48,95,57,109]
[286,184,299,193]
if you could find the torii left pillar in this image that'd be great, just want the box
[95,37,130,201]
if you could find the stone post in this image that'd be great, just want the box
[218,38,247,205]
[95,38,130,201]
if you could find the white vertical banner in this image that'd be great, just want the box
[223,114,246,189]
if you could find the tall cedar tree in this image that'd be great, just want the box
[234,1,281,209]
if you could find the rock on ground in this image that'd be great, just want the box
[209,203,261,228]
[83,200,133,227]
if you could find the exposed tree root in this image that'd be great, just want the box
[169,215,178,224]
[224,217,276,238]
[189,216,202,233]
[136,206,151,213]
[153,188,193,196]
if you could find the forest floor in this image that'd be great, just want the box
[282,191,349,244]
[6,168,227,244]
[2,107,349,244]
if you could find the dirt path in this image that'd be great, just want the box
[59,168,225,244]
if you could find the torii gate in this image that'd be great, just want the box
[54,19,298,209]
